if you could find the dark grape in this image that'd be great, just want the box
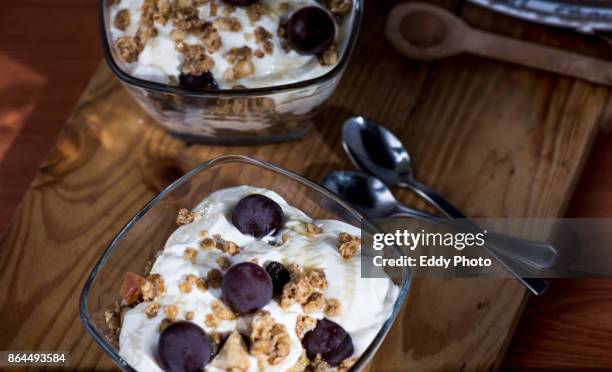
[179,72,219,90]
[302,318,354,367]
[231,194,284,239]
[265,261,291,295]
[222,0,258,6]
[221,262,273,314]
[158,321,212,372]
[287,6,336,55]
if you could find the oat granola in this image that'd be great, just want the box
[184,247,198,262]
[162,304,179,320]
[281,273,314,309]
[221,240,240,255]
[185,311,195,321]
[211,300,237,320]
[337,232,360,259]
[177,208,198,225]
[113,9,131,31]
[295,315,317,340]
[145,303,160,318]
[205,313,220,328]
[303,292,325,313]
[180,44,215,76]
[216,256,231,270]
[325,298,342,317]
[201,237,216,250]
[207,268,223,289]
[141,273,165,301]
[250,311,291,365]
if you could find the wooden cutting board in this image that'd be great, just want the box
[1,1,610,370]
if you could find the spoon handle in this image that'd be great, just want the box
[400,178,557,267]
[398,179,555,288]
[391,205,549,296]
[400,178,555,264]
[393,201,556,269]
[401,179,466,218]
[465,29,612,86]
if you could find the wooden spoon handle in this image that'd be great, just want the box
[465,29,612,86]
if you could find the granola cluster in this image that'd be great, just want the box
[224,46,256,81]
[113,9,131,31]
[326,0,352,16]
[319,44,339,66]
[104,302,129,348]
[178,43,215,75]
[199,229,241,256]
[337,232,361,259]
[211,300,237,320]
[176,208,198,225]
[309,355,357,372]
[205,300,236,329]
[295,314,317,340]
[280,264,341,321]
[178,273,201,294]
[141,273,166,301]
[207,268,223,288]
[254,26,274,57]
[250,310,291,365]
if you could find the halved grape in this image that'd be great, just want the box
[158,321,212,372]
[287,6,336,55]
[231,194,283,239]
[302,318,354,367]
[221,262,273,314]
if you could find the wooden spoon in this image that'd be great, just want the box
[385,2,612,86]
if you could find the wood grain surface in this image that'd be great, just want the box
[2,0,612,370]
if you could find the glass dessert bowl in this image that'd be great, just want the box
[99,0,363,145]
[80,155,409,371]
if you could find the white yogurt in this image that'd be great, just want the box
[119,186,399,371]
[109,0,344,89]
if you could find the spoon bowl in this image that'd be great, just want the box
[322,170,402,219]
[342,116,413,187]
[343,115,470,218]
[385,2,469,60]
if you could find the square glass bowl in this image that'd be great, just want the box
[99,0,364,145]
[79,155,409,371]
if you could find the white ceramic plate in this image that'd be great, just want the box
[468,0,612,32]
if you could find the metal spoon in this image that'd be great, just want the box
[322,170,550,295]
[323,169,432,219]
[322,169,554,269]
[342,115,557,266]
[342,116,468,217]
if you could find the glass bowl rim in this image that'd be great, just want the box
[98,0,365,97]
[79,154,410,371]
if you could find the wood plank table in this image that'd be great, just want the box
[2,0,612,370]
